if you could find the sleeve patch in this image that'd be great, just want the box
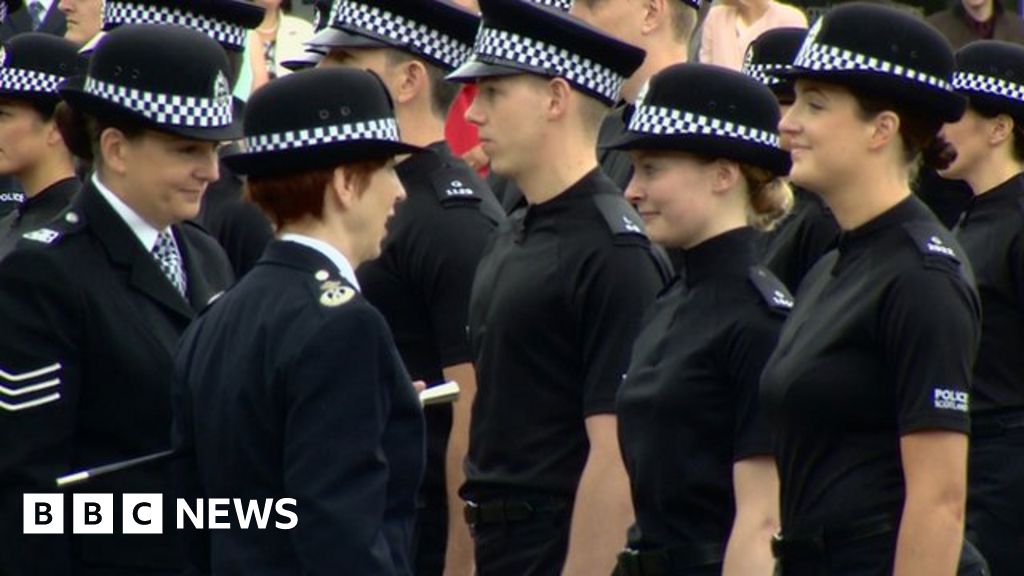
[0,362,62,412]
[748,266,794,313]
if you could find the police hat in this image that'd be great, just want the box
[98,0,264,52]
[952,41,1024,121]
[59,24,243,141]
[608,63,791,176]
[308,0,478,73]
[223,68,422,179]
[742,27,806,97]
[281,0,332,72]
[780,3,965,123]
[447,0,646,107]
[0,34,84,105]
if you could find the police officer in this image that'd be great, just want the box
[0,24,236,575]
[173,67,424,576]
[0,33,83,260]
[310,2,504,574]
[939,40,1024,576]
[609,63,793,576]
[741,27,839,292]
[446,1,666,573]
[759,4,987,575]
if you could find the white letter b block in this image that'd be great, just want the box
[73,494,113,534]
[23,493,63,534]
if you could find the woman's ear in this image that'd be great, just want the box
[988,113,1015,147]
[98,127,131,176]
[329,165,356,210]
[711,159,741,196]
[867,110,900,152]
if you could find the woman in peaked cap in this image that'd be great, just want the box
[609,63,792,576]
[0,24,236,576]
[0,33,84,260]
[939,39,1024,576]
[172,67,426,575]
[760,3,987,575]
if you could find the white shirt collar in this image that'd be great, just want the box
[91,173,163,252]
[279,233,361,292]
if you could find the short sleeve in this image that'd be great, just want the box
[880,266,980,435]
[573,241,662,416]
[725,307,784,460]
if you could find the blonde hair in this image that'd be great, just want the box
[740,163,793,231]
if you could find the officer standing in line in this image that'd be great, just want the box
[610,63,793,576]
[446,1,667,574]
[939,40,1024,576]
[741,27,840,292]
[0,33,84,260]
[173,67,425,576]
[759,4,987,575]
[309,1,504,574]
[0,24,237,575]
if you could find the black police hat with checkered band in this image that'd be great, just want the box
[952,41,1024,121]
[100,0,263,52]
[281,0,332,72]
[223,67,422,179]
[309,0,479,73]
[59,24,243,141]
[742,27,806,97]
[778,3,965,123]
[608,63,791,176]
[0,33,84,105]
[446,0,646,107]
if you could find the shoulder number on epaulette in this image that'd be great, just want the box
[22,228,61,244]
[430,169,482,207]
[748,266,794,314]
[592,194,648,244]
[903,222,961,264]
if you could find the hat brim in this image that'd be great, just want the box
[605,132,792,177]
[446,58,530,83]
[223,140,424,179]
[777,68,967,123]
[281,50,325,72]
[307,27,391,50]
[959,90,1024,122]
[58,75,245,141]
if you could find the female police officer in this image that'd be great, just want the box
[939,40,1024,576]
[760,4,987,575]
[172,67,425,575]
[0,33,83,260]
[0,24,236,575]
[609,63,793,576]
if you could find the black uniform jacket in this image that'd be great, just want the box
[0,176,79,261]
[173,240,425,576]
[0,182,233,575]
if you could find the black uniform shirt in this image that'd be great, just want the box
[173,240,424,576]
[464,168,665,499]
[761,196,981,533]
[758,187,840,293]
[0,177,79,261]
[955,174,1024,413]
[618,227,790,549]
[596,104,634,190]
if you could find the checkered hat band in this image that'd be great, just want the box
[0,67,64,94]
[83,76,234,128]
[953,71,1024,103]
[628,104,781,148]
[794,40,952,91]
[104,1,247,49]
[531,0,572,10]
[335,2,472,70]
[245,118,401,154]
[742,63,788,86]
[474,26,625,103]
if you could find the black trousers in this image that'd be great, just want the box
[968,413,1024,576]
[471,500,573,576]
[413,405,453,576]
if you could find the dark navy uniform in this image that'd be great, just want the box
[956,174,1024,574]
[463,169,665,574]
[173,239,425,576]
[0,182,234,576]
[617,228,790,576]
[761,196,982,575]
[758,187,840,293]
[0,176,79,260]
[358,142,503,574]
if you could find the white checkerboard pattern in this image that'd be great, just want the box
[245,117,401,154]
[530,0,571,10]
[628,103,781,148]
[83,76,234,128]
[104,1,248,50]
[334,1,472,70]
[473,26,625,104]
[953,71,1024,102]
[0,67,63,94]
[742,63,788,86]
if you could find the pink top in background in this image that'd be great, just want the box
[699,2,808,70]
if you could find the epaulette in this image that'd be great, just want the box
[430,166,484,207]
[312,266,357,309]
[748,266,794,315]
[902,222,962,270]
[592,194,648,245]
[20,209,85,246]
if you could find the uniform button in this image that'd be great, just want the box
[315,270,330,281]
[64,211,79,224]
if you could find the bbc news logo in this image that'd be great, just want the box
[24,494,298,534]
